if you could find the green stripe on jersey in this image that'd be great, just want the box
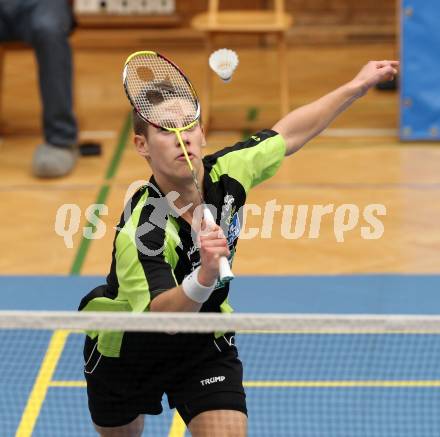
[115,189,151,313]
[209,134,286,193]
[163,216,181,275]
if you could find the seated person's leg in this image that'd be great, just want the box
[19,0,78,177]
[0,8,14,41]
[0,0,30,40]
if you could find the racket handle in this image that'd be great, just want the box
[203,207,235,282]
[219,256,234,282]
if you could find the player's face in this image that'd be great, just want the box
[135,98,206,182]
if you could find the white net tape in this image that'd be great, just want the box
[2,311,440,333]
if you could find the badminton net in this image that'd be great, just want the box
[1,311,440,437]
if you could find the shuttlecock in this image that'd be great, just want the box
[209,48,239,83]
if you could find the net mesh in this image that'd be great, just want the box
[123,53,199,128]
[3,311,440,437]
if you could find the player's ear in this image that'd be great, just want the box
[200,124,207,148]
[134,134,150,160]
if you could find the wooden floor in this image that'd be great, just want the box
[1,41,439,275]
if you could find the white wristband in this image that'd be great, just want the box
[182,266,216,304]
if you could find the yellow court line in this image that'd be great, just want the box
[50,379,440,389]
[168,411,186,437]
[47,377,440,437]
[16,330,70,437]
[50,381,86,388]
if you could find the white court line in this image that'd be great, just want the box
[209,128,398,138]
[0,128,399,141]
[0,131,115,141]
[322,128,397,137]
[79,130,116,140]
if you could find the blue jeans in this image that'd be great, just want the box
[0,0,77,147]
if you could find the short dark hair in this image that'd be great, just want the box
[132,109,148,136]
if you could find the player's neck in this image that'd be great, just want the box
[155,169,204,214]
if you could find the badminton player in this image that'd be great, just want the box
[80,59,398,437]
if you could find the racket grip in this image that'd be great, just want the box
[219,256,234,282]
[203,207,235,282]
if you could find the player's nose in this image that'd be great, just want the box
[180,130,191,145]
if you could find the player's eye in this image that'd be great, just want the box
[158,119,176,129]
[185,120,197,130]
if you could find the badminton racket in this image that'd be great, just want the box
[122,50,234,283]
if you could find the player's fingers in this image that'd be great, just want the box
[204,245,230,258]
[200,232,227,241]
[198,228,224,249]
[204,246,229,256]
[200,228,221,238]
[200,237,227,250]
[376,60,399,69]
[200,218,215,232]
[201,219,224,233]
[201,238,228,248]
[381,66,398,78]
[199,222,221,240]
[200,226,226,240]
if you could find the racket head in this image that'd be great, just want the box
[123,51,201,131]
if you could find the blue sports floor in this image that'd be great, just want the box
[2,274,440,436]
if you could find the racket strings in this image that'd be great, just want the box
[124,55,199,129]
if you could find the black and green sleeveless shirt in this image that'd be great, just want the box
[80,129,286,356]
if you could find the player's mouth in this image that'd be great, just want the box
[176,152,195,161]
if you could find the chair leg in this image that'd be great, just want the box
[202,34,213,132]
[278,32,289,117]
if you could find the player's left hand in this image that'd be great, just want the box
[351,60,400,97]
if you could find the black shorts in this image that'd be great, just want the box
[83,331,247,427]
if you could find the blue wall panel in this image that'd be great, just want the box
[400,0,440,141]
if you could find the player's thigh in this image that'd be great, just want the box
[188,410,247,437]
[94,414,144,437]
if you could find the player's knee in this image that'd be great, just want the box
[188,410,247,437]
[94,415,144,437]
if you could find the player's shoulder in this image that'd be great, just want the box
[116,180,164,230]
[203,129,281,166]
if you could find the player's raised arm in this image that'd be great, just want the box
[272,60,399,156]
